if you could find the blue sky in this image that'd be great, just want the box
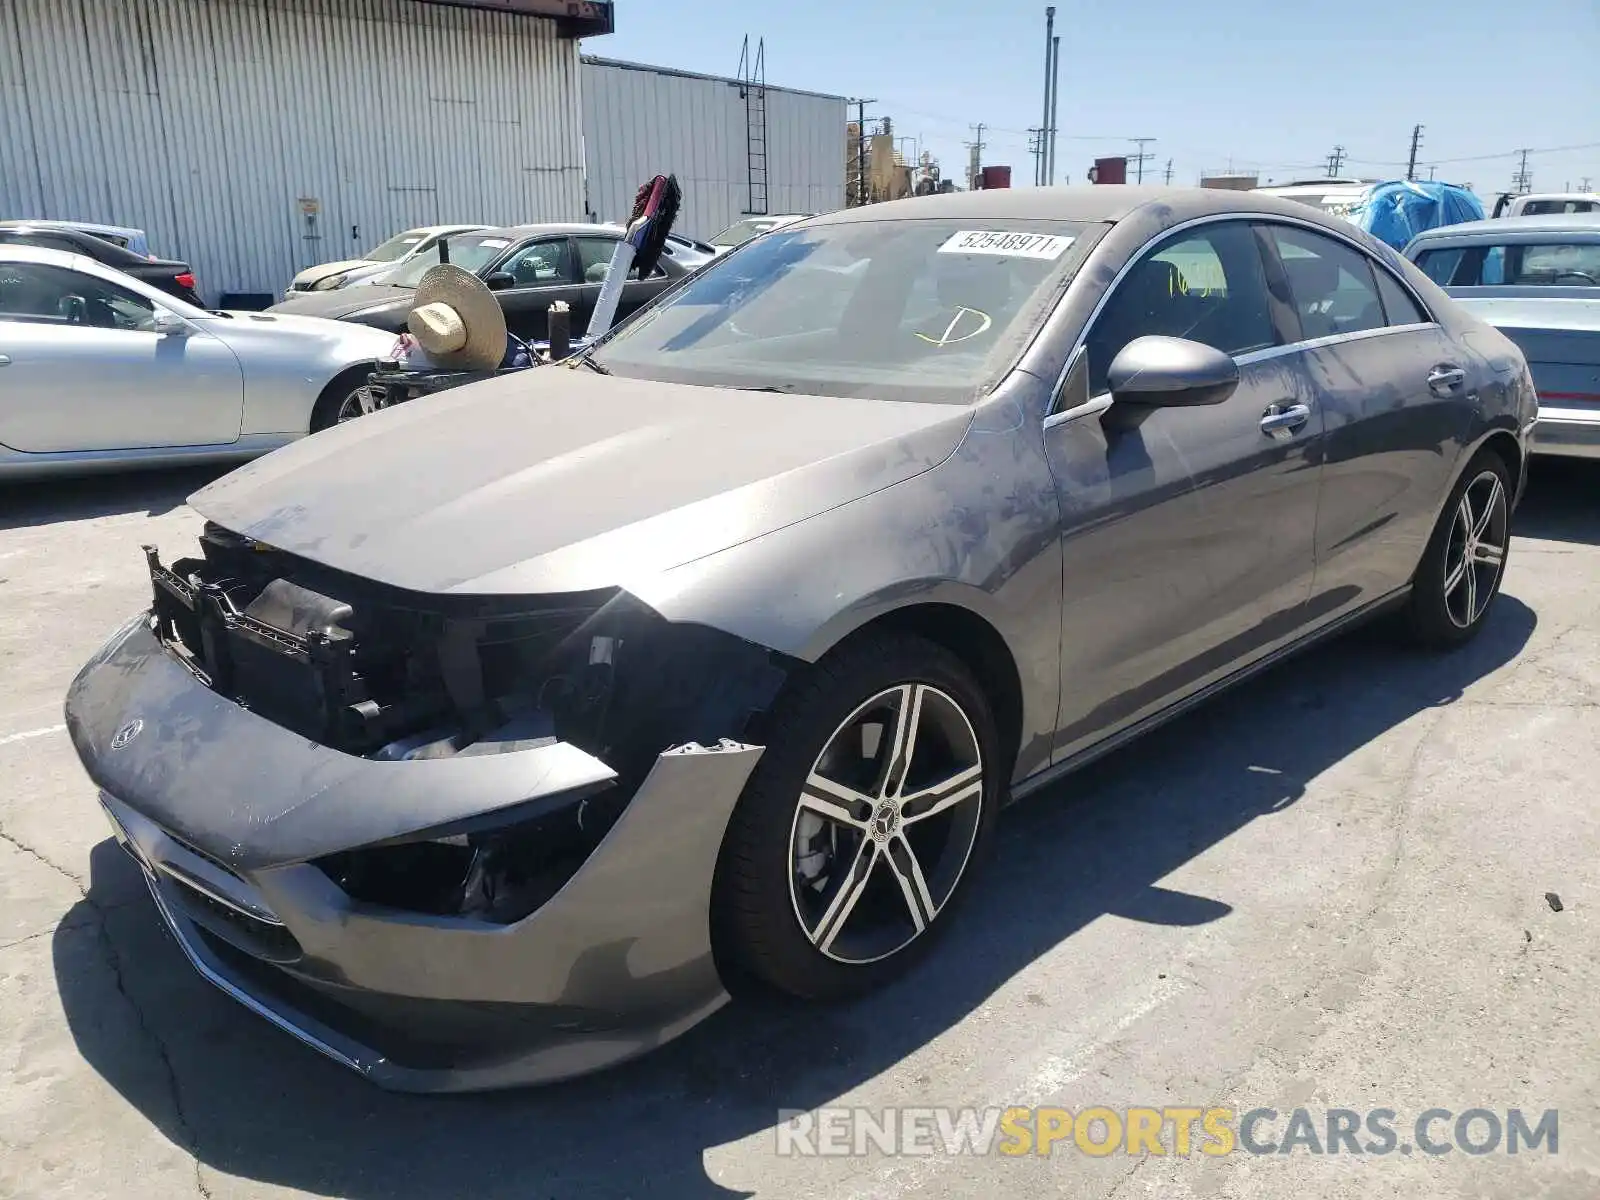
[588,0,1599,198]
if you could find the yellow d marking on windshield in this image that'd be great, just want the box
[915,307,993,347]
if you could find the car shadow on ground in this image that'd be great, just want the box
[0,465,227,532]
[54,590,1538,1200]
[1513,457,1600,546]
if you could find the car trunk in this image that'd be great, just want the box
[1455,298,1600,417]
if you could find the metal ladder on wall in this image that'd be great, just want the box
[738,36,769,216]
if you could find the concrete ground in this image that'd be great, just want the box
[1,460,1596,1200]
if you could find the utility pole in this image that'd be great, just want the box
[1326,144,1346,176]
[1039,6,1054,187]
[1047,33,1061,184]
[850,98,876,206]
[1129,138,1155,184]
[1029,128,1046,187]
[1163,158,1173,185]
[1405,124,1423,181]
[1581,176,1593,191]
[1511,148,1533,195]
[967,123,986,190]
[1428,165,1436,180]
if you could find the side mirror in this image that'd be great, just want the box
[1106,335,1239,407]
[153,311,190,337]
[485,272,516,292]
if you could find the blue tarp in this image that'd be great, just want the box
[1340,181,1485,249]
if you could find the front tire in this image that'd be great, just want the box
[1405,448,1512,649]
[714,632,1000,1001]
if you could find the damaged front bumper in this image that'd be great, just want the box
[67,618,764,1092]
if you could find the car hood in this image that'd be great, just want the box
[189,370,973,596]
[192,311,398,357]
[267,287,414,324]
[289,258,376,289]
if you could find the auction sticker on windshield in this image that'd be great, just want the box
[938,231,1074,259]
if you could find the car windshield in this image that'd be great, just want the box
[588,218,1091,404]
[382,234,514,288]
[1415,241,1600,287]
[710,217,788,248]
[365,230,430,263]
[1520,200,1598,215]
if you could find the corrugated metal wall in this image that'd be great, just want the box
[581,58,846,241]
[0,0,585,301]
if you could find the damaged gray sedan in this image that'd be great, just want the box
[66,188,1535,1092]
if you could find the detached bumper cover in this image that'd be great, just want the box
[67,618,763,1092]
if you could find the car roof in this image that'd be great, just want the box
[0,222,152,262]
[1408,213,1600,244]
[804,185,1361,230]
[1511,192,1600,204]
[3,218,146,238]
[466,223,630,241]
[0,242,88,267]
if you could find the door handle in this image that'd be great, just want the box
[1427,365,1466,395]
[1260,402,1311,436]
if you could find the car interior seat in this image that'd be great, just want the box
[1084,259,1191,388]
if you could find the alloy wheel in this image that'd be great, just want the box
[787,683,985,965]
[1442,469,1508,629]
[337,385,378,422]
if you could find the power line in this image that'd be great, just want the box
[1348,139,1600,168]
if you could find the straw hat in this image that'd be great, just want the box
[406,263,506,371]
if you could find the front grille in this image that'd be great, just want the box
[160,869,303,964]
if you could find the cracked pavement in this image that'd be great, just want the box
[1,461,1597,1200]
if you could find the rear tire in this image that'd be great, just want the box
[309,367,379,432]
[713,632,1001,1002]
[1404,448,1512,649]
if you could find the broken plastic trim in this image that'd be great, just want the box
[315,741,757,926]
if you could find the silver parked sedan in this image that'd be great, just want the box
[1406,213,1600,458]
[66,187,1533,1092]
[0,245,398,480]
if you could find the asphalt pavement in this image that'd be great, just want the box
[1,459,1596,1199]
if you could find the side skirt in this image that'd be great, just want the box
[1008,585,1412,805]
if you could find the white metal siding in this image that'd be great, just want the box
[581,59,845,241]
[1,0,585,301]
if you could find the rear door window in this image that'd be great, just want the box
[1268,226,1386,340]
[1374,268,1428,325]
[574,236,664,282]
[1414,242,1600,287]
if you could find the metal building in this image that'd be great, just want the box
[581,56,847,242]
[1,0,602,304]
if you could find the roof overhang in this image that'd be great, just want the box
[412,0,614,37]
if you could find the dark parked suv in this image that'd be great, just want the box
[0,222,202,305]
